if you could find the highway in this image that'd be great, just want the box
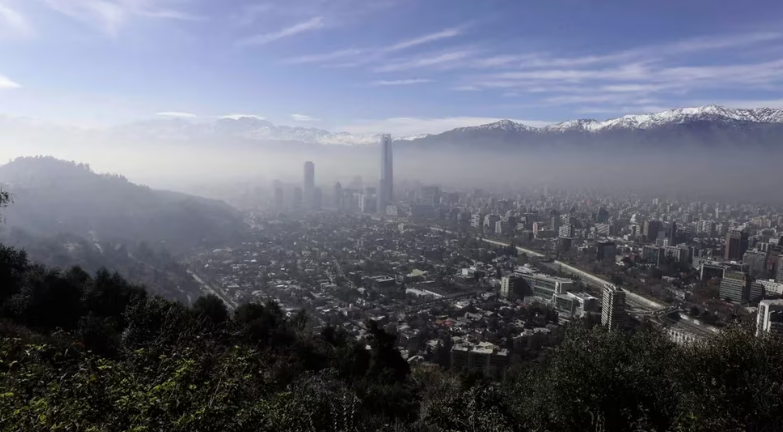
[188,270,237,311]
[430,227,667,313]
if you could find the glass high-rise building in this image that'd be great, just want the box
[304,161,315,208]
[377,134,393,213]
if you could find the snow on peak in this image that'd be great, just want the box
[540,105,783,133]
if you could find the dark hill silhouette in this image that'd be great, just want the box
[0,156,246,252]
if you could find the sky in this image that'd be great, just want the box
[1,0,783,135]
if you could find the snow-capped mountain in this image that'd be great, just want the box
[2,105,783,151]
[445,105,783,135]
[407,105,783,149]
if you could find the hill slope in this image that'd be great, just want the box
[0,157,246,252]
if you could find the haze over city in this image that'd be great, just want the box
[2,1,783,431]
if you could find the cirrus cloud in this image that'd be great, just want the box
[157,111,198,118]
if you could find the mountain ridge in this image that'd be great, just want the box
[2,105,783,148]
[0,156,247,252]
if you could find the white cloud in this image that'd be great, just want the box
[157,111,197,118]
[282,25,469,68]
[370,79,432,86]
[220,114,266,120]
[291,113,320,122]
[383,27,463,52]
[42,0,202,36]
[711,99,783,110]
[457,29,783,113]
[238,17,324,46]
[0,74,21,89]
[338,116,553,136]
[282,49,362,64]
[374,50,474,72]
[0,3,33,37]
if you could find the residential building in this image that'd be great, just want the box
[484,214,501,230]
[601,284,626,330]
[451,342,509,379]
[756,299,783,337]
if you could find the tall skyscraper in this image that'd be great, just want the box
[377,134,393,214]
[273,186,284,209]
[333,182,343,211]
[643,220,662,242]
[668,222,677,245]
[724,229,749,261]
[601,284,626,330]
[304,161,315,208]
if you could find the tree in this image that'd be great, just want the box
[193,294,229,325]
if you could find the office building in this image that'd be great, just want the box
[720,272,764,304]
[559,224,574,238]
[664,245,689,264]
[777,256,783,283]
[303,161,315,208]
[558,237,573,252]
[643,245,664,266]
[756,299,783,337]
[483,214,501,230]
[500,275,526,299]
[725,230,749,261]
[273,186,284,209]
[743,249,769,277]
[644,220,662,242]
[377,134,394,213]
[514,267,575,299]
[333,182,343,210]
[601,284,626,330]
[596,241,617,262]
[668,222,677,245]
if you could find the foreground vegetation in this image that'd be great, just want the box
[2,194,783,431]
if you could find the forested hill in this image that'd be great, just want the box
[0,156,246,253]
[2,236,783,431]
[0,228,200,303]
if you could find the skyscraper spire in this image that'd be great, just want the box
[377,134,393,214]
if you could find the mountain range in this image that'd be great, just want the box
[2,105,783,149]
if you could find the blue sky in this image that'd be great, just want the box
[1,0,783,135]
